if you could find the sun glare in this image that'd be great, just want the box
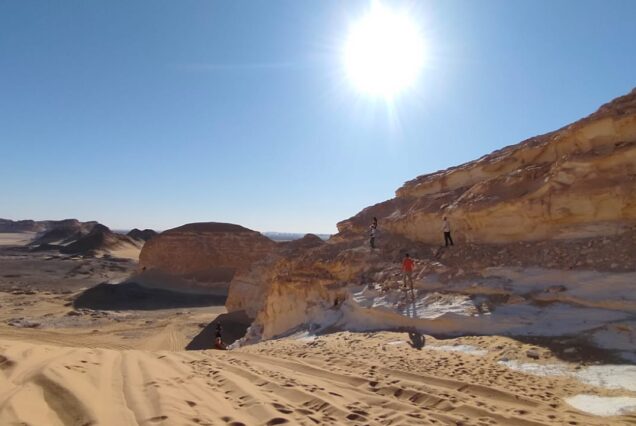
[343,3,425,98]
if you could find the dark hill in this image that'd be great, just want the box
[127,228,158,241]
[60,225,137,255]
[31,220,99,246]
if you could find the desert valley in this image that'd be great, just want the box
[0,89,635,425]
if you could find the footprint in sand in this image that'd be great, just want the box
[0,355,16,369]
[272,403,294,414]
[148,415,168,423]
[265,418,289,425]
[346,412,367,421]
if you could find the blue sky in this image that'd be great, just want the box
[1,1,635,233]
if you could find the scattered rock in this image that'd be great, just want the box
[526,349,541,359]
[7,318,41,328]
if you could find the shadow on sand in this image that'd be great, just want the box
[73,282,227,310]
[186,310,252,350]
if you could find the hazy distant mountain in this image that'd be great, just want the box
[0,218,98,234]
[127,228,158,242]
[263,232,331,242]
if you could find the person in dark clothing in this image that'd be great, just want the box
[442,216,454,247]
[214,323,227,350]
[369,224,377,249]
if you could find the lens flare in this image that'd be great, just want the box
[343,3,425,98]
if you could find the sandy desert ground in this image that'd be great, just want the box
[1,234,635,425]
[2,331,636,426]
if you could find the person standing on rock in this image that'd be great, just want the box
[442,216,454,247]
[402,253,414,292]
[369,224,377,249]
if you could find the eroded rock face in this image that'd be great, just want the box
[226,234,327,318]
[338,89,636,244]
[139,222,277,284]
[233,242,369,338]
[227,89,636,344]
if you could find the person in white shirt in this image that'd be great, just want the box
[442,216,454,247]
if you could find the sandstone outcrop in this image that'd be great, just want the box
[139,222,277,287]
[227,89,636,345]
[338,88,636,244]
[226,234,327,318]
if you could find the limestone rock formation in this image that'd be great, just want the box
[139,222,277,287]
[226,234,326,318]
[226,89,636,345]
[338,88,636,244]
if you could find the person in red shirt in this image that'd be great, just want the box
[402,253,415,292]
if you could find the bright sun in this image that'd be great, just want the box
[343,3,425,98]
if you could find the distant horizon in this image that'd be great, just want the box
[2,1,635,234]
[0,216,334,237]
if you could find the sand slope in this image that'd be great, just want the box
[2,333,634,426]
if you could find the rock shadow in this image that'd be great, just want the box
[186,310,252,350]
[73,282,227,310]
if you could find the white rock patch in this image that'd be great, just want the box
[566,394,636,416]
[427,345,487,356]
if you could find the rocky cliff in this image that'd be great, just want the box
[226,234,327,318]
[139,222,277,286]
[338,89,636,244]
[227,89,636,348]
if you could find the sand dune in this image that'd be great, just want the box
[2,332,634,425]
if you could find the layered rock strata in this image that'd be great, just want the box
[226,89,636,346]
[338,89,636,244]
[226,234,326,318]
[139,222,277,285]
